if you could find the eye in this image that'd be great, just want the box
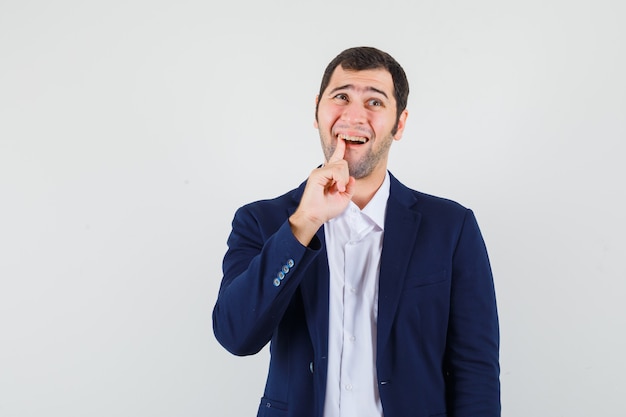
[333,93,348,101]
[368,98,383,107]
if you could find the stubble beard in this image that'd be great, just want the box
[320,133,394,179]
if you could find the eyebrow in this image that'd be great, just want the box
[328,84,389,99]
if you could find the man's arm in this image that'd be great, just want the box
[212,211,321,356]
[213,139,354,356]
[445,209,501,416]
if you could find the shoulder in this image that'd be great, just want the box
[238,182,304,213]
[389,172,469,217]
[231,181,306,230]
[388,174,487,249]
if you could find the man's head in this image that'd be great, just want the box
[314,47,410,180]
[315,47,409,135]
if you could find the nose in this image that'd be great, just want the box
[341,101,367,125]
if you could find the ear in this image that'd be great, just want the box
[313,95,319,129]
[393,110,408,141]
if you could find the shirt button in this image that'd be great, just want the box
[350,287,357,293]
[345,384,353,391]
[349,336,356,342]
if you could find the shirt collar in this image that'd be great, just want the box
[359,171,390,230]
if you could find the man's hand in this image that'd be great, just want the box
[289,138,355,245]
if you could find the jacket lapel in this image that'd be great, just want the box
[377,174,422,359]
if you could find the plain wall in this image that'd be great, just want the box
[1,0,624,416]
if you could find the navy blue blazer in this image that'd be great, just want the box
[213,173,500,417]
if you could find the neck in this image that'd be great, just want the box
[351,168,387,210]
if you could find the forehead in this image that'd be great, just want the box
[325,66,395,99]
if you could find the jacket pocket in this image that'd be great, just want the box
[258,397,288,417]
[402,270,448,290]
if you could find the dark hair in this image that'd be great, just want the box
[316,46,409,133]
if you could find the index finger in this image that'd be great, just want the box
[328,137,346,163]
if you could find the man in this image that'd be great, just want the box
[213,47,500,417]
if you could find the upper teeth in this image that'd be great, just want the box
[339,134,367,143]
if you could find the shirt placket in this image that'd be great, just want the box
[339,207,374,416]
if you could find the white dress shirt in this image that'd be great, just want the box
[322,172,390,417]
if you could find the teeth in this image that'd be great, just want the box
[338,133,368,143]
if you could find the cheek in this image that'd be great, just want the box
[318,106,342,128]
[372,117,395,136]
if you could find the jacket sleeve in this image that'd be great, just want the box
[446,209,501,416]
[212,204,322,356]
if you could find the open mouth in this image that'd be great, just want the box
[338,133,368,144]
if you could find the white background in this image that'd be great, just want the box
[1,0,624,416]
